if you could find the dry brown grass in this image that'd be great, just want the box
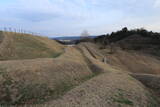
[29,67,159,107]
[0,44,98,105]
[0,41,160,107]
[99,47,160,75]
[0,32,64,60]
[33,43,158,107]
[0,31,4,44]
[0,59,92,104]
[131,73,160,97]
[0,32,15,60]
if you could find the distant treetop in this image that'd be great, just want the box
[81,30,90,37]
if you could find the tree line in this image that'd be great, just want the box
[94,27,160,45]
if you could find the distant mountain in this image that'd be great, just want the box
[51,36,97,41]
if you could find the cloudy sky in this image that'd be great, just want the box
[0,0,160,37]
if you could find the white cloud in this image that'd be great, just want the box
[0,0,160,36]
[154,0,160,7]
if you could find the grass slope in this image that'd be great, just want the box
[0,32,64,60]
[45,72,159,107]
[0,36,160,107]
[0,45,98,105]
[40,43,159,107]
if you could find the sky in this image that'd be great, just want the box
[0,0,160,37]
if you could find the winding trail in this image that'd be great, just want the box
[0,40,159,106]
[31,43,160,107]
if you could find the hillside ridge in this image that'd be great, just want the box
[0,30,160,106]
[0,31,64,60]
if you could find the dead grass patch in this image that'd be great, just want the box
[0,32,64,60]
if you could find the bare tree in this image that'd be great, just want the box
[80,30,90,39]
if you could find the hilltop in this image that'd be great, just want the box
[95,27,160,57]
[0,31,64,60]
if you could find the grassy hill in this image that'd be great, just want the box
[0,31,64,60]
[0,44,98,105]
[94,28,160,57]
[0,30,160,106]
